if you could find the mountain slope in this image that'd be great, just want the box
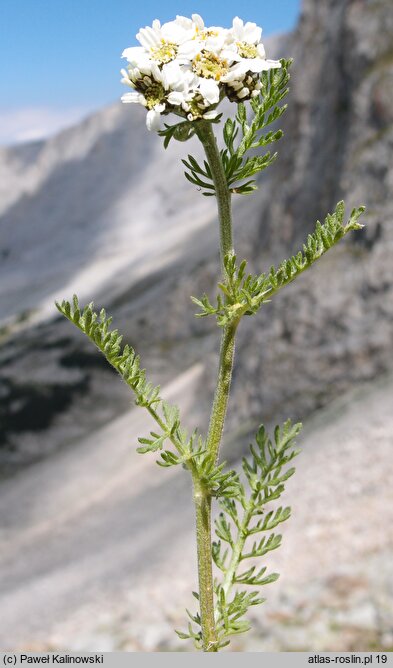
[0,103,217,325]
[1,4,392,468]
[0,1,393,652]
[1,371,392,651]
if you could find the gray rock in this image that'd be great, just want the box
[2,1,393,470]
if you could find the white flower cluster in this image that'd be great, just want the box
[121,15,281,131]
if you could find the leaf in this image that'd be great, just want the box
[136,431,166,454]
[175,629,191,640]
[215,513,234,546]
[189,202,365,328]
[220,59,292,195]
[211,419,301,647]
[158,120,195,148]
[56,298,197,470]
[261,506,291,530]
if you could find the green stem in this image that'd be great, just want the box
[206,322,238,463]
[195,121,233,271]
[196,120,238,464]
[221,492,257,599]
[192,120,238,651]
[193,478,218,652]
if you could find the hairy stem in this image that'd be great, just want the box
[195,120,238,464]
[193,478,218,651]
[206,322,238,463]
[193,120,238,651]
[195,121,233,270]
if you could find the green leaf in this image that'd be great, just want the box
[56,298,199,472]
[175,629,191,640]
[136,431,166,454]
[215,513,234,546]
[190,202,365,328]
[158,120,195,148]
[211,419,301,647]
[219,59,292,195]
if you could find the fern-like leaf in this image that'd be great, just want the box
[56,297,200,472]
[212,420,301,647]
[192,201,365,326]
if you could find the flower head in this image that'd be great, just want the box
[221,17,282,86]
[121,14,282,129]
[137,17,195,64]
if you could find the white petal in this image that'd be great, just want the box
[175,15,194,30]
[146,108,162,131]
[202,110,219,120]
[265,59,282,69]
[135,61,152,76]
[221,46,241,62]
[178,40,202,60]
[183,70,199,87]
[120,73,134,88]
[192,14,204,30]
[199,78,220,104]
[122,48,152,76]
[237,87,249,99]
[246,58,282,73]
[161,20,189,44]
[162,61,183,87]
[128,66,142,80]
[150,61,164,84]
[243,21,261,44]
[232,17,244,40]
[122,46,145,62]
[121,92,147,106]
[245,58,267,73]
[167,90,186,105]
[205,31,227,53]
[221,63,246,82]
[137,27,160,49]
[228,79,243,91]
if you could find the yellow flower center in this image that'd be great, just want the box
[187,94,207,119]
[237,42,258,59]
[198,28,219,40]
[150,40,178,64]
[192,51,229,81]
[144,82,165,109]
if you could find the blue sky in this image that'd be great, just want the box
[0,0,300,143]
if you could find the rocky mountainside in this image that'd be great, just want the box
[1,1,392,472]
[0,39,279,469]
[1,0,393,653]
[1,367,392,652]
[0,99,220,469]
[223,0,393,432]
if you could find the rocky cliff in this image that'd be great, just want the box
[1,0,393,653]
[1,0,392,471]
[226,0,393,434]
